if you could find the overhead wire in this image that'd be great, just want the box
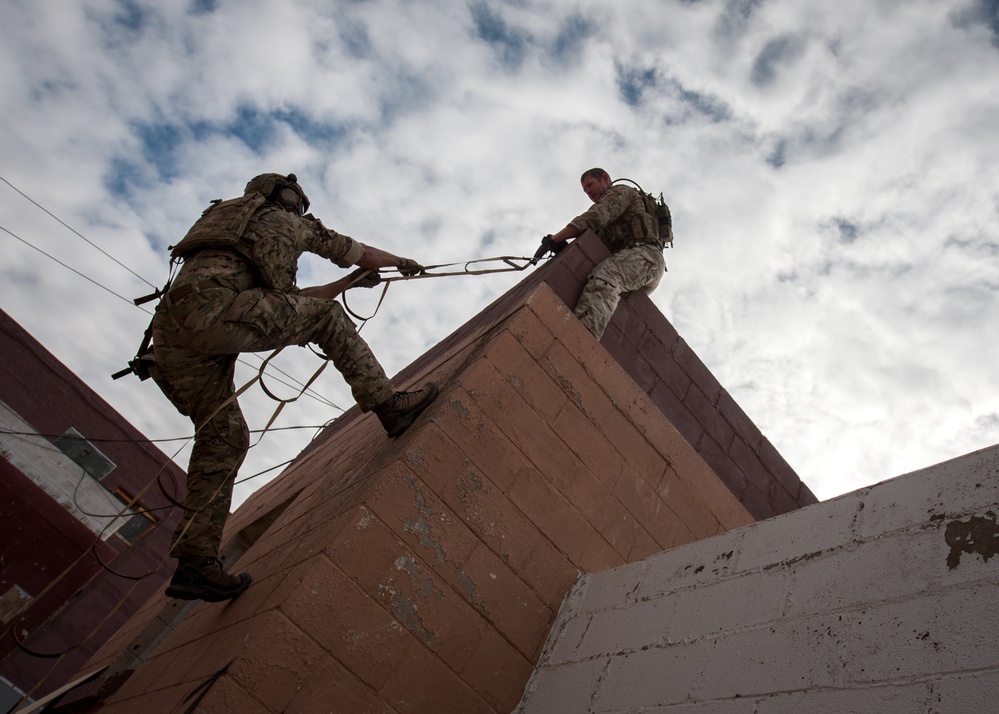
[0,174,157,288]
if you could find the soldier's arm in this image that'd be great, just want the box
[568,187,632,236]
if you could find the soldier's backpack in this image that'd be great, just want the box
[612,178,674,249]
[169,193,266,260]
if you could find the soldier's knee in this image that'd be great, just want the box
[584,275,620,296]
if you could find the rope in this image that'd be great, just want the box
[378,255,535,282]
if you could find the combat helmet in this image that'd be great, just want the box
[244,172,310,215]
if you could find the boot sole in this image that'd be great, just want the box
[166,573,251,602]
[386,383,440,438]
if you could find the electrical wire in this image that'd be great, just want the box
[0,175,157,288]
[1,223,145,308]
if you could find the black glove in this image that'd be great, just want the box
[397,257,424,276]
[532,234,567,264]
[346,267,380,289]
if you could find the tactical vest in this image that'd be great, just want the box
[611,179,673,250]
[169,193,266,261]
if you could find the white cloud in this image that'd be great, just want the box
[1,0,997,512]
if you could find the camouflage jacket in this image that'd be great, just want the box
[569,184,660,253]
[172,201,365,294]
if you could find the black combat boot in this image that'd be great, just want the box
[374,382,439,438]
[165,556,251,602]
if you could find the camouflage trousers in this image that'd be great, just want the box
[150,286,395,557]
[575,243,667,339]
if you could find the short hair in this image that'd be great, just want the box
[580,167,610,183]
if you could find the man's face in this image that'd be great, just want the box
[581,174,611,203]
[277,187,306,215]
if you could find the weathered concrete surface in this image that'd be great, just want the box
[517,444,999,713]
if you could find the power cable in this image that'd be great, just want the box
[1,223,144,308]
[0,174,156,288]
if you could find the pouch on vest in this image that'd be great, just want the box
[612,178,674,250]
[169,193,266,259]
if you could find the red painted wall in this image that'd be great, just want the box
[0,308,186,703]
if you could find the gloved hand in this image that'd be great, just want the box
[397,257,424,276]
[347,267,381,289]
[532,234,567,264]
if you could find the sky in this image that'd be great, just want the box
[1,0,997,513]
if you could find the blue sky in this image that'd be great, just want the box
[1,0,998,509]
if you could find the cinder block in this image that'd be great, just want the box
[99,681,200,714]
[279,554,415,690]
[507,467,611,567]
[370,550,490,675]
[631,530,747,601]
[612,464,668,532]
[486,329,568,423]
[597,643,711,710]
[362,462,480,583]
[539,339,616,430]
[540,609,589,668]
[552,400,624,490]
[460,624,535,713]
[930,669,999,714]
[842,581,999,683]
[628,527,662,562]
[457,541,552,660]
[733,494,861,573]
[659,471,722,541]
[606,344,658,393]
[575,597,675,660]
[644,345,693,401]
[769,482,801,517]
[685,384,736,450]
[757,437,802,495]
[650,378,702,448]
[600,407,666,487]
[227,611,326,712]
[755,685,932,714]
[436,457,542,574]
[463,359,580,483]
[672,339,722,403]
[505,303,557,361]
[696,435,751,502]
[854,444,999,541]
[690,612,842,700]
[661,569,789,641]
[285,656,395,714]
[397,422,471,496]
[515,658,606,714]
[560,464,642,559]
[378,636,494,714]
[518,539,582,611]
[107,640,201,705]
[429,389,532,494]
[716,389,764,452]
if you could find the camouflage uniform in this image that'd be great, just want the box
[569,184,667,339]
[151,200,395,558]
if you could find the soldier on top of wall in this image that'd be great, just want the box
[150,172,438,602]
[533,167,668,339]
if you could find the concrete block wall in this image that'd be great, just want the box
[78,283,753,713]
[517,443,999,713]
